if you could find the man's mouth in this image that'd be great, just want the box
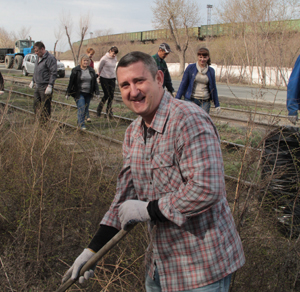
[131,96,146,102]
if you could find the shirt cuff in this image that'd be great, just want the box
[147,200,169,223]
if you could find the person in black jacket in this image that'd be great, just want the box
[0,71,4,94]
[66,54,100,130]
[29,41,57,122]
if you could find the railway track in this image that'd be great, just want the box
[3,75,292,129]
[2,87,261,151]
[1,100,255,187]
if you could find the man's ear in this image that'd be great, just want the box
[156,70,164,86]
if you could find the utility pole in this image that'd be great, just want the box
[206,5,213,45]
[89,32,93,44]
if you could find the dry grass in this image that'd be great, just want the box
[0,96,300,291]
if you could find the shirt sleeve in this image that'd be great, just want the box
[164,68,174,93]
[100,126,138,229]
[158,112,225,226]
[97,58,105,75]
[176,65,191,99]
[209,68,220,107]
[287,55,300,116]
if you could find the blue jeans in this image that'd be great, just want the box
[185,98,211,114]
[145,266,232,292]
[76,92,91,127]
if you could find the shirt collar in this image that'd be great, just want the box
[155,53,163,62]
[138,91,171,134]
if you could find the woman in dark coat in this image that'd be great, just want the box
[66,54,99,130]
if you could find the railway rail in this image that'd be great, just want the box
[3,75,290,119]
[2,87,261,151]
[0,100,254,187]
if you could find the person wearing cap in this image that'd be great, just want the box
[176,47,220,114]
[152,43,175,96]
[287,55,300,125]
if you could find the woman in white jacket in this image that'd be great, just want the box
[96,46,118,118]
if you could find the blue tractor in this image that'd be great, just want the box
[4,39,35,70]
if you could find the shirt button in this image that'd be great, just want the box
[146,158,149,161]
[150,181,152,185]
[160,161,163,164]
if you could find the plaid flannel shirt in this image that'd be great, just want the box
[101,92,245,292]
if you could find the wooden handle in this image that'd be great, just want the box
[56,226,134,292]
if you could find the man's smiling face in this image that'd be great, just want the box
[117,61,164,126]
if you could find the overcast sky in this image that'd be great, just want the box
[1,0,220,52]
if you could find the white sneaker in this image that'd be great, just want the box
[81,126,87,130]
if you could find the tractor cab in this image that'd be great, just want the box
[14,40,35,55]
[5,39,35,70]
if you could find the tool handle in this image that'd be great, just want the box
[56,227,133,292]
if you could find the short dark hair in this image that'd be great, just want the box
[33,41,45,50]
[116,51,158,80]
[197,47,211,66]
[109,46,119,54]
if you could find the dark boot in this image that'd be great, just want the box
[107,109,114,119]
[97,102,104,117]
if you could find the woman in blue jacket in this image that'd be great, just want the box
[176,47,220,114]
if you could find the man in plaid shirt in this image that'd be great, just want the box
[62,52,245,292]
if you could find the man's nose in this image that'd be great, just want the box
[130,84,140,97]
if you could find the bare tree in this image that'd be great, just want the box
[76,13,91,63]
[54,26,63,59]
[60,11,91,66]
[0,27,14,47]
[18,26,31,39]
[152,0,200,75]
[216,0,300,86]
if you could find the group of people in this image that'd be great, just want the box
[66,46,119,130]
[27,42,119,129]
[4,39,298,292]
[152,43,221,115]
[27,41,222,130]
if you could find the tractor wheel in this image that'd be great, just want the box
[14,55,23,70]
[22,67,28,76]
[5,55,13,69]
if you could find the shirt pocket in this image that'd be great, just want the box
[151,152,182,193]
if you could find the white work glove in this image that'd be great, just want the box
[29,81,34,88]
[288,115,298,125]
[62,248,96,284]
[65,95,69,100]
[45,85,53,95]
[215,106,221,114]
[172,92,176,98]
[0,91,4,95]
[118,200,150,230]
